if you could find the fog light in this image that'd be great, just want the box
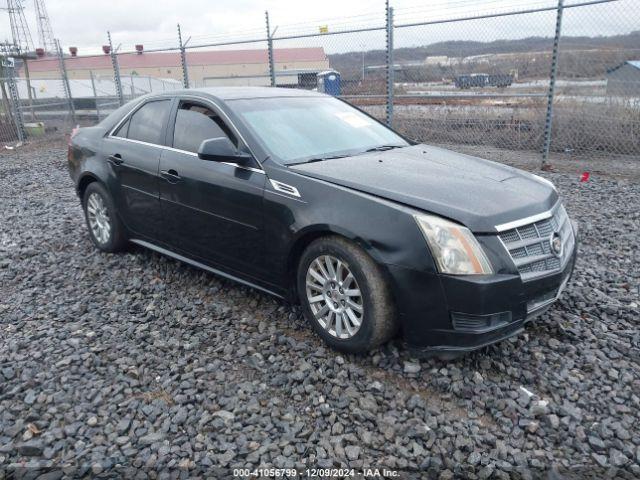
[451,311,512,333]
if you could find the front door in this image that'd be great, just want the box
[158,99,267,278]
[104,99,172,238]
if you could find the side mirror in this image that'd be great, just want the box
[198,137,251,165]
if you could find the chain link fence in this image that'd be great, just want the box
[0,0,637,164]
[271,16,389,123]
[549,0,640,159]
[390,3,557,156]
[0,40,74,145]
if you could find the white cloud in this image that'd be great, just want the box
[0,0,637,55]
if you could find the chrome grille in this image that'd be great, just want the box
[498,204,574,281]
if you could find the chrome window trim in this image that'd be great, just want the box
[494,201,560,232]
[106,94,265,174]
[163,145,265,175]
[106,136,164,150]
[106,136,264,175]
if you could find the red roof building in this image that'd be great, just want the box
[21,47,329,87]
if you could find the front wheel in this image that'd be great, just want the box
[82,182,128,253]
[297,236,397,353]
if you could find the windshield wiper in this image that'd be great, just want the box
[364,144,406,152]
[288,154,350,166]
[288,146,405,166]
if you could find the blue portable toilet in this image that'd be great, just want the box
[317,70,341,96]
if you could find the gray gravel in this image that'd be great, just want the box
[1,145,639,478]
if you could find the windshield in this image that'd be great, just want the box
[228,96,409,164]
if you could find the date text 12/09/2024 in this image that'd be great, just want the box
[233,468,401,477]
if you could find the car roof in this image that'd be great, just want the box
[156,86,326,102]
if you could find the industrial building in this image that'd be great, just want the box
[18,47,330,87]
[606,60,640,97]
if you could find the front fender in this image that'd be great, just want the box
[290,222,391,267]
[262,166,439,291]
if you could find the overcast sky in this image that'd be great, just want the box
[1,0,637,55]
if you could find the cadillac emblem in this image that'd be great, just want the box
[550,232,563,257]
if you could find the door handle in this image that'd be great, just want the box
[160,169,182,183]
[108,154,124,166]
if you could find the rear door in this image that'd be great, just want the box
[158,98,267,278]
[103,99,172,238]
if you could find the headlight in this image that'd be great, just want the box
[414,214,493,275]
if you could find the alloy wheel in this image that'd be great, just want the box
[86,192,111,245]
[305,254,364,339]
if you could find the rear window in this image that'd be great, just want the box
[126,100,171,145]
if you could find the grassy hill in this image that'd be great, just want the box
[329,31,640,81]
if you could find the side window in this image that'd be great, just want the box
[127,100,171,145]
[173,102,237,153]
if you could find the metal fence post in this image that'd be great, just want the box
[89,70,100,121]
[22,58,36,121]
[56,38,76,125]
[5,61,25,142]
[541,0,564,168]
[178,24,190,89]
[265,11,276,87]
[385,3,394,127]
[108,31,124,106]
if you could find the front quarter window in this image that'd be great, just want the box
[228,96,408,164]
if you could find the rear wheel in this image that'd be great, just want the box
[297,236,397,353]
[82,182,127,252]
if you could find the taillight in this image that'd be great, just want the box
[68,125,80,161]
[68,125,80,146]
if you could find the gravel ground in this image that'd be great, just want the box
[1,144,639,479]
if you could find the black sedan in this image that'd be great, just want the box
[68,87,578,355]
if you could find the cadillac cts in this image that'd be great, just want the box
[68,87,578,355]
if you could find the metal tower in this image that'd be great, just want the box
[6,0,34,54]
[0,41,26,142]
[34,0,56,54]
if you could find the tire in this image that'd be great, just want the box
[297,236,397,353]
[82,182,128,253]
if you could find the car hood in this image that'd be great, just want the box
[289,144,558,232]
